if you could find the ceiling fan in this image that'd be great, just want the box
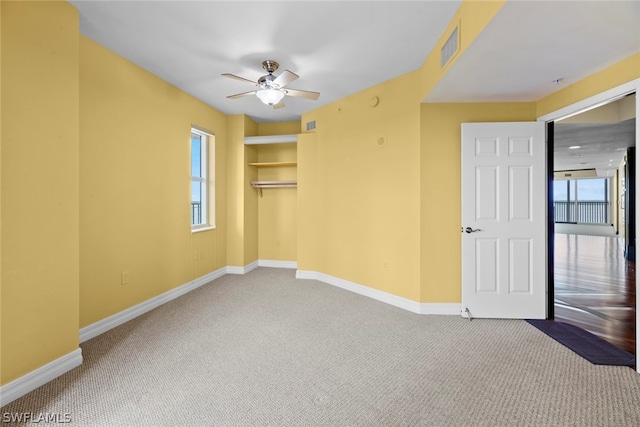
[223,60,320,109]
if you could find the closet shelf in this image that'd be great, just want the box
[244,134,297,145]
[251,180,297,197]
[248,161,297,167]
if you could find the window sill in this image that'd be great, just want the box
[191,226,216,234]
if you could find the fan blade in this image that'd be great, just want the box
[222,73,257,86]
[284,88,320,100]
[227,90,256,99]
[273,99,285,109]
[273,70,299,88]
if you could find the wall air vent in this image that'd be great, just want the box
[306,120,316,132]
[441,26,459,68]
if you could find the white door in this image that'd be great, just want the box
[461,122,547,319]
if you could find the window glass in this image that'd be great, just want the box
[191,134,202,177]
[191,128,213,230]
[553,180,568,201]
[577,179,605,201]
[553,177,610,224]
[191,181,202,226]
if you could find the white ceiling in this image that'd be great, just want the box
[555,118,635,174]
[70,1,639,170]
[70,0,462,123]
[554,95,636,175]
[425,0,640,103]
[70,1,639,122]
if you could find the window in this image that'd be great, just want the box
[553,177,610,224]
[191,128,214,230]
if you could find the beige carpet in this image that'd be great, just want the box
[2,267,640,426]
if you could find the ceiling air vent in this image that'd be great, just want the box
[306,120,316,132]
[441,26,459,68]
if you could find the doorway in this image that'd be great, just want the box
[545,88,637,357]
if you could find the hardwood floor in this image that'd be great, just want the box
[554,233,636,356]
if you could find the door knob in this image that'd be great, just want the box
[465,227,482,233]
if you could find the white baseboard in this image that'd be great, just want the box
[226,261,259,275]
[296,270,460,316]
[79,266,227,343]
[258,259,297,269]
[0,348,82,407]
[296,270,423,313]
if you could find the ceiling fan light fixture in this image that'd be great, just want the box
[224,60,319,107]
[256,88,285,106]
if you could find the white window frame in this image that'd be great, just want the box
[191,127,215,232]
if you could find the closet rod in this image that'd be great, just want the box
[250,180,297,197]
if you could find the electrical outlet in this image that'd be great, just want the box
[383,261,390,271]
[121,271,130,285]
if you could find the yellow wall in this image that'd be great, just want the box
[1,1,3,379]
[297,0,509,302]
[226,119,300,264]
[297,133,319,270]
[301,72,423,300]
[226,115,246,266]
[256,143,297,261]
[537,53,640,118]
[226,115,259,267]
[1,1,80,385]
[254,121,300,262]
[243,117,259,266]
[79,36,228,327]
[258,121,300,136]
